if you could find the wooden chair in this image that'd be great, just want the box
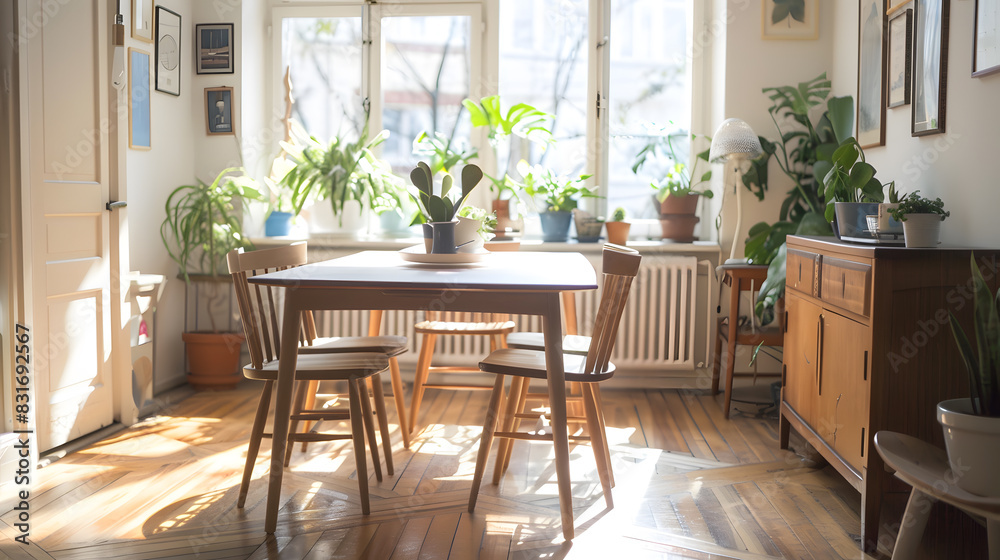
[468,245,642,516]
[228,244,391,517]
[408,311,516,433]
[495,291,600,485]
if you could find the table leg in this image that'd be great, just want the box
[891,489,936,560]
[265,297,302,534]
[542,296,574,541]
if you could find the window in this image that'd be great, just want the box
[273,1,698,228]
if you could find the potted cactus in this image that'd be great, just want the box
[605,206,631,246]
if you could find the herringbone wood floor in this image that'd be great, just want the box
[0,380,886,559]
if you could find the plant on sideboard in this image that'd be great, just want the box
[887,190,949,248]
[160,167,264,389]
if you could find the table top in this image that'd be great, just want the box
[248,250,599,292]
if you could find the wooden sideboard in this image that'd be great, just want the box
[780,235,999,554]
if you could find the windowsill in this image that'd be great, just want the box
[252,233,721,255]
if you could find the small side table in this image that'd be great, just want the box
[874,431,1000,560]
[712,263,783,419]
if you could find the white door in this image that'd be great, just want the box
[22,0,116,451]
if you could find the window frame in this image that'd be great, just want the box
[269,0,708,222]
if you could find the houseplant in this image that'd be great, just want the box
[816,135,888,239]
[605,206,630,246]
[888,191,949,247]
[160,167,263,389]
[516,160,597,242]
[280,121,399,234]
[746,73,853,324]
[463,95,553,238]
[944,254,1000,496]
[456,205,497,252]
[631,130,714,241]
[409,161,484,253]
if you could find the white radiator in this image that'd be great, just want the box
[312,255,701,372]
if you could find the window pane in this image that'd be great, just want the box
[608,0,691,220]
[500,0,589,178]
[281,16,365,143]
[381,15,472,173]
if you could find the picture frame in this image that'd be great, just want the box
[131,0,154,43]
[888,8,912,107]
[761,0,819,40]
[196,24,235,74]
[205,87,235,135]
[857,0,886,148]
[154,6,181,96]
[128,48,151,150]
[973,0,1000,77]
[912,0,950,136]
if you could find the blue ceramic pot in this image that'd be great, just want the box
[539,211,572,242]
[264,211,293,236]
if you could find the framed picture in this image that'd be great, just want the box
[205,87,235,135]
[912,0,950,136]
[857,0,886,148]
[154,6,181,96]
[131,0,153,43]
[762,0,819,40]
[196,24,235,74]
[888,9,912,107]
[128,48,151,150]
[973,0,1000,77]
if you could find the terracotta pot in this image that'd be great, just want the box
[658,215,700,242]
[654,193,700,215]
[491,199,522,240]
[605,221,630,246]
[182,331,244,390]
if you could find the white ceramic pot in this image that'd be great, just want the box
[902,213,943,248]
[455,216,484,253]
[306,199,368,236]
[937,398,1000,497]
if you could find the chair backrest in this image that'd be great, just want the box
[228,242,309,369]
[583,244,642,374]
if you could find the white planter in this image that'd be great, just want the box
[455,216,484,253]
[306,199,368,236]
[937,398,1000,497]
[902,213,943,248]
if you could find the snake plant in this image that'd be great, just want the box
[948,254,1000,417]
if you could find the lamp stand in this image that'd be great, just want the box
[726,164,747,265]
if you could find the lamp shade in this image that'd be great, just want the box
[709,118,763,162]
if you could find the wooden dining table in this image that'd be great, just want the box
[248,249,599,539]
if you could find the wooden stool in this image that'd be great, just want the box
[874,431,1000,560]
[712,264,783,419]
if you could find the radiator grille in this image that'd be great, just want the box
[312,255,699,371]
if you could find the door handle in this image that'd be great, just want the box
[106,200,127,211]
[816,313,824,395]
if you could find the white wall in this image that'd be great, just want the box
[125,0,247,392]
[831,0,1000,248]
[713,0,836,260]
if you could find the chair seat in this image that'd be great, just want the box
[243,352,389,381]
[415,320,515,335]
[505,332,591,355]
[300,335,408,357]
[479,348,615,382]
